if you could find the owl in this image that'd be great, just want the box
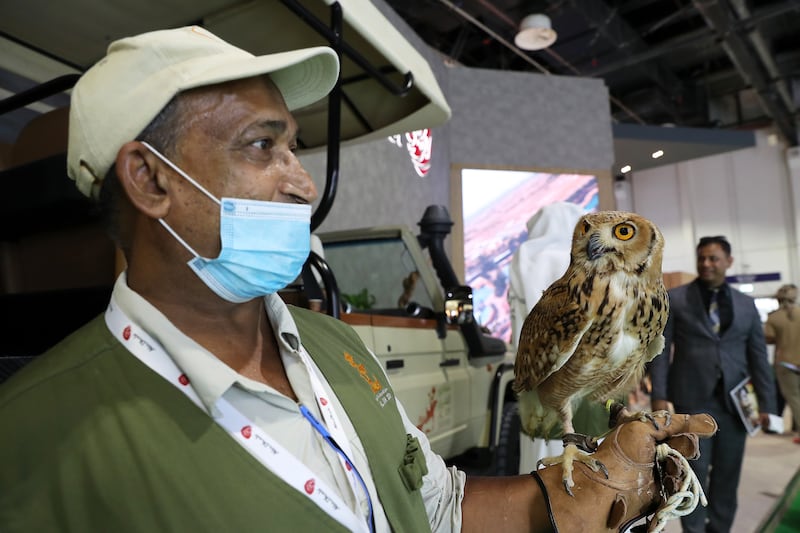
[513,210,668,494]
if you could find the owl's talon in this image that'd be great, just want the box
[612,406,668,430]
[597,460,609,479]
[643,409,674,429]
[581,457,609,478]
[654,410,672,427]
[538,442,604,495]
[643,411,660,430]
[607,401,627,428]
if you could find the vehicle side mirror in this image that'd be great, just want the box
[445,285,474,325]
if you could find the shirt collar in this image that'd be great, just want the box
[110,273,303,414]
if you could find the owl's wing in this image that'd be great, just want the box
[513,278,594,392]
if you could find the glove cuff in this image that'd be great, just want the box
[530,469,559,532]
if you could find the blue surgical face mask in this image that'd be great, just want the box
[141,142,311,303]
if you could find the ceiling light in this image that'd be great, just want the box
[515,14,557,51]
[620,165,632,173]
[651,149,664,159]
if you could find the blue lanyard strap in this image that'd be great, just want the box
[300,405,376,533]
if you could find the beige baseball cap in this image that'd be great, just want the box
[67,25,339,198]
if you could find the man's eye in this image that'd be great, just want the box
[252,139,273,150]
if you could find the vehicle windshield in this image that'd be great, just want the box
[323,238,434,313]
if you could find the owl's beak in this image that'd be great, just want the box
[587,234,606,260]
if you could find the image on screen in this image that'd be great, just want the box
[461,168,599,342]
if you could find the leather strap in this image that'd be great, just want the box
[531,470,558,533]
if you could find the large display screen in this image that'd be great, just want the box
[460,168,599,342]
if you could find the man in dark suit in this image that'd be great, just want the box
[650,235,776,533]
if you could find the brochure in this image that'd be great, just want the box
[730,376,761,436]
[779,361,800,374]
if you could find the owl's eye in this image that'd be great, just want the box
[613,223,635,241]
[582,221,591,234]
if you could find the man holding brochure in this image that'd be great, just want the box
[650,235,776,533]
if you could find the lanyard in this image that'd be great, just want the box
[105,298,372,533]
[300,405,375,532]
[295,348,375,532]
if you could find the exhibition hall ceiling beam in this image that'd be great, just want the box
[566,0,683,93]
[564,0,684,123]
[693,0,797,145]
[580,27,713,78]
[583,1,796,79]
[728,0,795,119]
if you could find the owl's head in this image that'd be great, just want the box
[570,211,665,275]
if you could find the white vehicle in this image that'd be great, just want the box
[313,206,518,471]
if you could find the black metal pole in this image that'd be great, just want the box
[310,1,343,232]
[0,74,80,115]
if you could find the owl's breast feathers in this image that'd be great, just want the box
[513,268,668,400]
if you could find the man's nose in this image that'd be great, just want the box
[277,151,318,204]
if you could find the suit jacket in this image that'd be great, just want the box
[649,280,776,416]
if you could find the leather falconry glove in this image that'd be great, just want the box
[532,411,718,532]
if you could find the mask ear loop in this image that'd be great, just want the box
[157,219,204,259]
[140,141,218,260]
[140,141,221,206]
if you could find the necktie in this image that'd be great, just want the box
[709,288,720,334]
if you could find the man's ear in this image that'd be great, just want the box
[115,141,171,218]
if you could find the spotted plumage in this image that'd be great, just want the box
[514,210,668,491]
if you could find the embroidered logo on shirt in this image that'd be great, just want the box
[241,425,252,439]
[304,479,315,494]
[123,325,132,340]
[343,351,382,393]
[178,374,190,386]
[343,352,393,407]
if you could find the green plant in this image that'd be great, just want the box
[342,288,376,310]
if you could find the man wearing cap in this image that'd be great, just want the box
[0,26,716,532]
[765,284,800,444]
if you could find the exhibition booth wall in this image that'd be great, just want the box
[630,130,799,301]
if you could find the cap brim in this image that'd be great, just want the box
[180,46,339,111]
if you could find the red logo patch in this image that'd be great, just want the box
[178,374,190,386]
[320,398,328,406]
[241,426,252,439]
[122,326,131,341]
[304,479,315,494]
